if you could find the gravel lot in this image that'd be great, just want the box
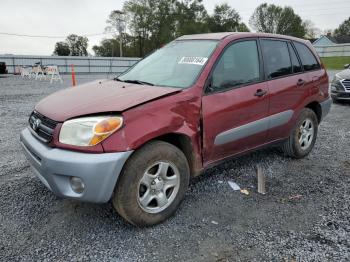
[0,73,349,261]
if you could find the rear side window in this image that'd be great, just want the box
[211,40,260,91]
[261,40,292,79]
[288,43,302,73]
[293,42,320,71]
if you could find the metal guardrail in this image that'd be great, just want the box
[0,55,140,74]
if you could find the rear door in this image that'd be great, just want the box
[202,39,269,165]
[260,39,311,141]
[293,41,327,98]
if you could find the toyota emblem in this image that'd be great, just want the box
[32,118,41,131]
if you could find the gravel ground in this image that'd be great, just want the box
[0,72,349,261]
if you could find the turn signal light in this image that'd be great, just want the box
[89,117,123,146]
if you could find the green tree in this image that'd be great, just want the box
[66,34,89,56]
[100,0,252,57]
[113,0,154,56]
[53,41,70,56]
[249,3,306,38]
[92,39,120,57]
[106,0,178,56]
[92,35,140,57]
[54,34,89,56]
[207,3,249,32]
[237,23,250,32]
[334,17,350,36]
[174,0,209,36]
[148,0,177,48]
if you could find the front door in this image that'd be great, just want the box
[202,39,269,166]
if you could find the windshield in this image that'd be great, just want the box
[118,40,218,88]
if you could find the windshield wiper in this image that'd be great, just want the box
[114,78,154,86]
[124,79,155,86]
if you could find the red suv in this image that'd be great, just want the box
[20,32,331,226]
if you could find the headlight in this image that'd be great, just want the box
[59,116,123,146]
[331,74,344,91]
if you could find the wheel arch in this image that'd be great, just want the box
[153,133,201,177]
[305,101,322,124]
[126,132,202,177]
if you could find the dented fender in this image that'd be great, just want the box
[101,87,203,173]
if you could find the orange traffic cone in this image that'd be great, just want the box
[71,64,76,87]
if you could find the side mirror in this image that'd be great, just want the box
[345,64,350,69]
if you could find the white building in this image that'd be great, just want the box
[313,34,350,57]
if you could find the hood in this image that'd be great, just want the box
[337,69,350,79]
[35,79,180,122]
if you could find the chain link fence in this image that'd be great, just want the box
[0,55,140,74]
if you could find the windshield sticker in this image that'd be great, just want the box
[178,57,208,66]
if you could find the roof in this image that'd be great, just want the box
[176,32,240,40]
[313,35,350,46]
[312,35,335,46]
[176,32,307,43]
[333,36,350,44]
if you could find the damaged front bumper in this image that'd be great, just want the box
[20,128,132,203]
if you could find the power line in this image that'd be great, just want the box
[297,7,350,13]
[0,31,118,39]
[238,4,350,15]
[1,1,349,39]
[300,12,350,17]
[235,0,350,11]
[0,32,66,38]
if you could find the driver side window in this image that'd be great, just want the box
[211,40,261,91]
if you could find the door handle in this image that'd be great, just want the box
[254,89,267,97]
[297,79,305,86]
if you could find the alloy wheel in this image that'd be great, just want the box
[137,161,180,214]
[298,118,314,150]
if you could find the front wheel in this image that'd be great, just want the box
[113,141,190,226]
[282,108,318,158]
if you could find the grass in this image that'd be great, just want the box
[320,56,350,70]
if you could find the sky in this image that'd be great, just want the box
[0,0,349,55]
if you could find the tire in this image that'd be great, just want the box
[282,108,318,159]
[332,97,338,103]
[113,140,190,226]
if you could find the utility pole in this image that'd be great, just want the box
[113,10,125,57]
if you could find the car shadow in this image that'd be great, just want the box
[38,147,284,230]
[67,147,283,224]
[190,147,283,186]
[8,146,285,234]
[333,100,350,107]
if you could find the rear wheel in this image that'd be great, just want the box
[113,141,190,226]
[282,108,318,158]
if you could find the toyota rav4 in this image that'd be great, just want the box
[20,32,331,226]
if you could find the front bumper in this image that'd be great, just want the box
[331,90,350,100]
[320,98,332,120]
[20,128,133,203]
